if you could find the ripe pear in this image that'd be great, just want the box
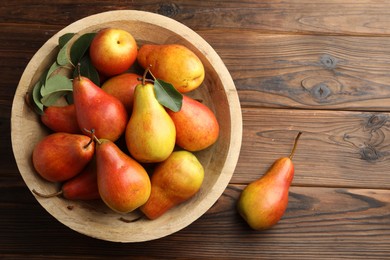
[237,132,302,230]
[137,44,205,93]
[140,151,204,220]
[73,76,128,142]
[32,161,100,200]
[167,95,219,151]
[125,83,176,163]
[41,104,81,134]
[95,138,151,213]
[101,73,142,113]
[32,132,95,182]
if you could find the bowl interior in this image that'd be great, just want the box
[11,10,242,242]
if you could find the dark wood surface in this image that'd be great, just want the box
[1,1,390,259]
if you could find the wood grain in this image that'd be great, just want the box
[1,184,389,259]
[199,32,390,111]
[4,28,390,111]
[2,1,390,35]
[1,0,390,259]
[234,108,390,189]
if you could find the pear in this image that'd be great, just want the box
[125,83,176,163]
[41,104,81,134]
[167,95,219,151]
[101,73,142,113]
[32,161,100,201]
[140,151,204,220]
[32,132,95,182]
[137,44,205,93]
[95,138,151,213]
[73,76,128,142]
[237,132,302,230]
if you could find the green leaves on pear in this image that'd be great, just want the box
[70,33,96,66]
[154,79,183,112]
[56,33,74,66]
[29,32,98,115]
[73,55,100,86]
[144,68,183,112]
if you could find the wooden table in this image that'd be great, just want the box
[1,1,389,259]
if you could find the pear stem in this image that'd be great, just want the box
[83,128,102,145]
[142,65,158,85]
[77,63,81,81]
[83,128,95,149]
[147,65,157,81]
[32,189,63,198]
[289,132,302,160]
[137,77,154,83]
[94,135,102,145]
[142,66,151,85]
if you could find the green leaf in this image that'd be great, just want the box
[46,63,73,80]
[32,79,44,114]
[70,33,96,66]
[27,33,77,115]
[46,62,61,80]
[56,33,76,66]
[57,42,70,66]
[41,91,71,107]
[73,55,100,86]
[154,79,183,112]
[59,33,75,48]
[41,75,73,96]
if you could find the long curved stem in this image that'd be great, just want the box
[289,132,302,159]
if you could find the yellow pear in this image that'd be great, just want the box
[237,132,302,230]
[125,83,176,163]
[137,44,205,93]
[140,150,204,219]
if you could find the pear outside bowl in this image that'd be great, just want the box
[11,10,242,242]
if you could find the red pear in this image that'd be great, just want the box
[41,104,81,134]
[32,161,100,200]
[32,132,95,182]
[95,139,151,213]
[73,76,128,142]
[167,95,219,151]
[101,73,142,113]
[237,132,302,230]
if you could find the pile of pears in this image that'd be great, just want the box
[31,28,219,220]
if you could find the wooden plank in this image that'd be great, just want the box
[3,26,390,111]
[234,108,390,189]
[1,1,390,35]
[198,32,390,111]
[1,184,389,259]
[0,24,58,53]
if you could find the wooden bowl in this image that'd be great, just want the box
[11,10,242,242]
